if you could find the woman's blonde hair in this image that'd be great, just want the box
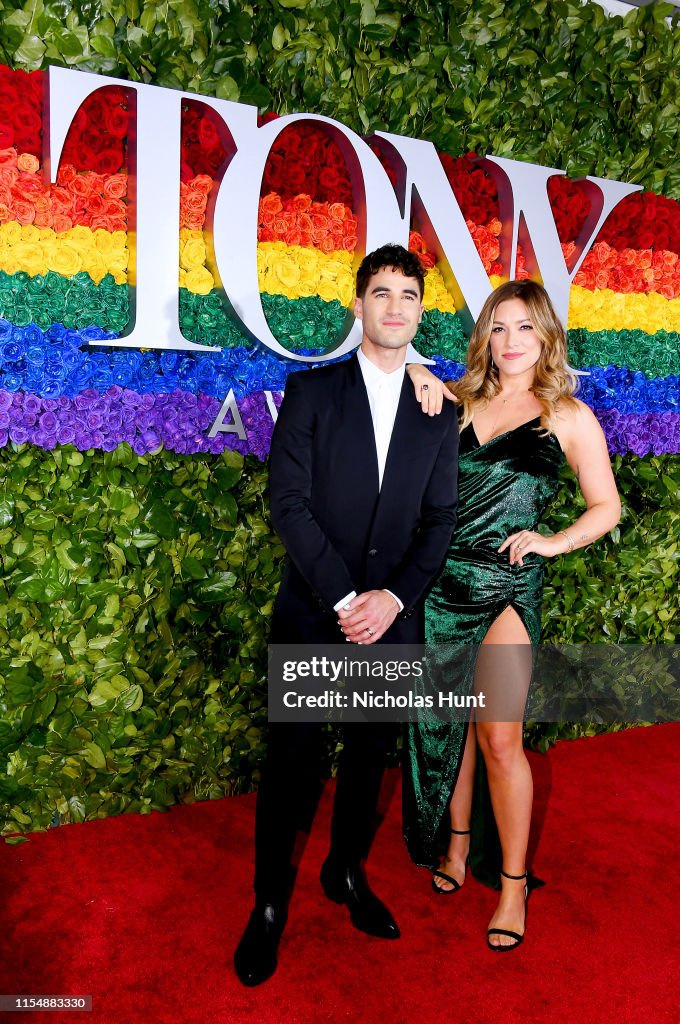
[450,279,579,430]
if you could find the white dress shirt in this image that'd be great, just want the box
[357,348,406,489]
[333,349,406,614]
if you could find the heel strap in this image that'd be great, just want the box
[500,869,527,881]
[450,828,471,835]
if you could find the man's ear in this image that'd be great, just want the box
[353,296,363,320]
[418,303,424,322]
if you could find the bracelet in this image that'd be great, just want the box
[558,530,575,552]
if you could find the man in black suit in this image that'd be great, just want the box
[234,244,458,986]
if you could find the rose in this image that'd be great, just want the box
[96,148,125,175]
[107,105,129,139]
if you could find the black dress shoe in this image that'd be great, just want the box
[234,903,287,987]
[320,859,400,939]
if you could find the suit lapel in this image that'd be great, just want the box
[338,355,380,493]
[375,375,424,513]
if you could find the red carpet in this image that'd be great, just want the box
[1,725,678,1024]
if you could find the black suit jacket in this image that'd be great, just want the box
[269,354,459,644]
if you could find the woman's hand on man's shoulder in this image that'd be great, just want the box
[406,363,458,416]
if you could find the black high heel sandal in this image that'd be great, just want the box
[486,869,543,951]
[431,828,470,895]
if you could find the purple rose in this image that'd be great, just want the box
[9,425,30,444]
[39,412,58,432]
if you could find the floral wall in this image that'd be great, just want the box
[0,0,677,834]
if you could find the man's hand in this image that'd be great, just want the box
[337,590,400,644]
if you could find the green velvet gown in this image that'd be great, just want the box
[403,416,564,888]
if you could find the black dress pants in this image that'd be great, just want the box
[254,720,397,906]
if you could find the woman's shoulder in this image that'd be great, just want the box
[553,397,604,449]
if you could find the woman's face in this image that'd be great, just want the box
[488,297,542,379]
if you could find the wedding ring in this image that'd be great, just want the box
[366,627,374,635]
[421,384,429,391]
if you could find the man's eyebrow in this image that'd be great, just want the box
[369,285,420,297]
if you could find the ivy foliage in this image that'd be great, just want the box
[0,0,678,196]
[0,444,278,833]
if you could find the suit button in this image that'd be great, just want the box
[368,548,377,557]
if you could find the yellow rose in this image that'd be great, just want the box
[273,254,302,295]
[181,235,207,271]
[335,274,354,307]
[67,225,92,245]
[94,228,115,255]
[12,241,48,275]
[47,242,82,277]
[20,224,40,243]
[295,247,321,277]
[0,255,19,275]
[0,222,21,245]
[84,250,109,285]
[184,265,214,295]
[107,255,129,284]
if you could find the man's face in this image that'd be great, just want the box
[353,267,424,353]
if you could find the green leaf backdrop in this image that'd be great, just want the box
[0,0,678,833]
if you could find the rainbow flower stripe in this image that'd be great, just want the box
[0,69,678,459]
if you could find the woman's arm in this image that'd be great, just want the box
[499,401,621,565]
[405,363,457,415]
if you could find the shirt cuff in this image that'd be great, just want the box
[383,589,404,612]
[334,590,357,612]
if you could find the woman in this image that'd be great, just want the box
[403,279,620,951]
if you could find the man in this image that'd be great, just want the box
[234,243,458,986]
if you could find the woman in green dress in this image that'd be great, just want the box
[404,280,620,951]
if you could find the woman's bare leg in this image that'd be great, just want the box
[475,605,533,948]
[432,722,476,891]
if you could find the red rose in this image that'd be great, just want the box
[107,105,129,140]
[96,147,124,175]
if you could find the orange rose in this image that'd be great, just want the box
[51,213,73,232]
[71,175,94,198]
[192,174,213,195]
[104,174,127,199]
[17,152,39,173]
[88,216,116,231]
[291,194,312,212]
[260,193,283,217]
[13,200,35,224]
[328,202,346,222]
[14,175,43,199]
[88,194,107,215]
